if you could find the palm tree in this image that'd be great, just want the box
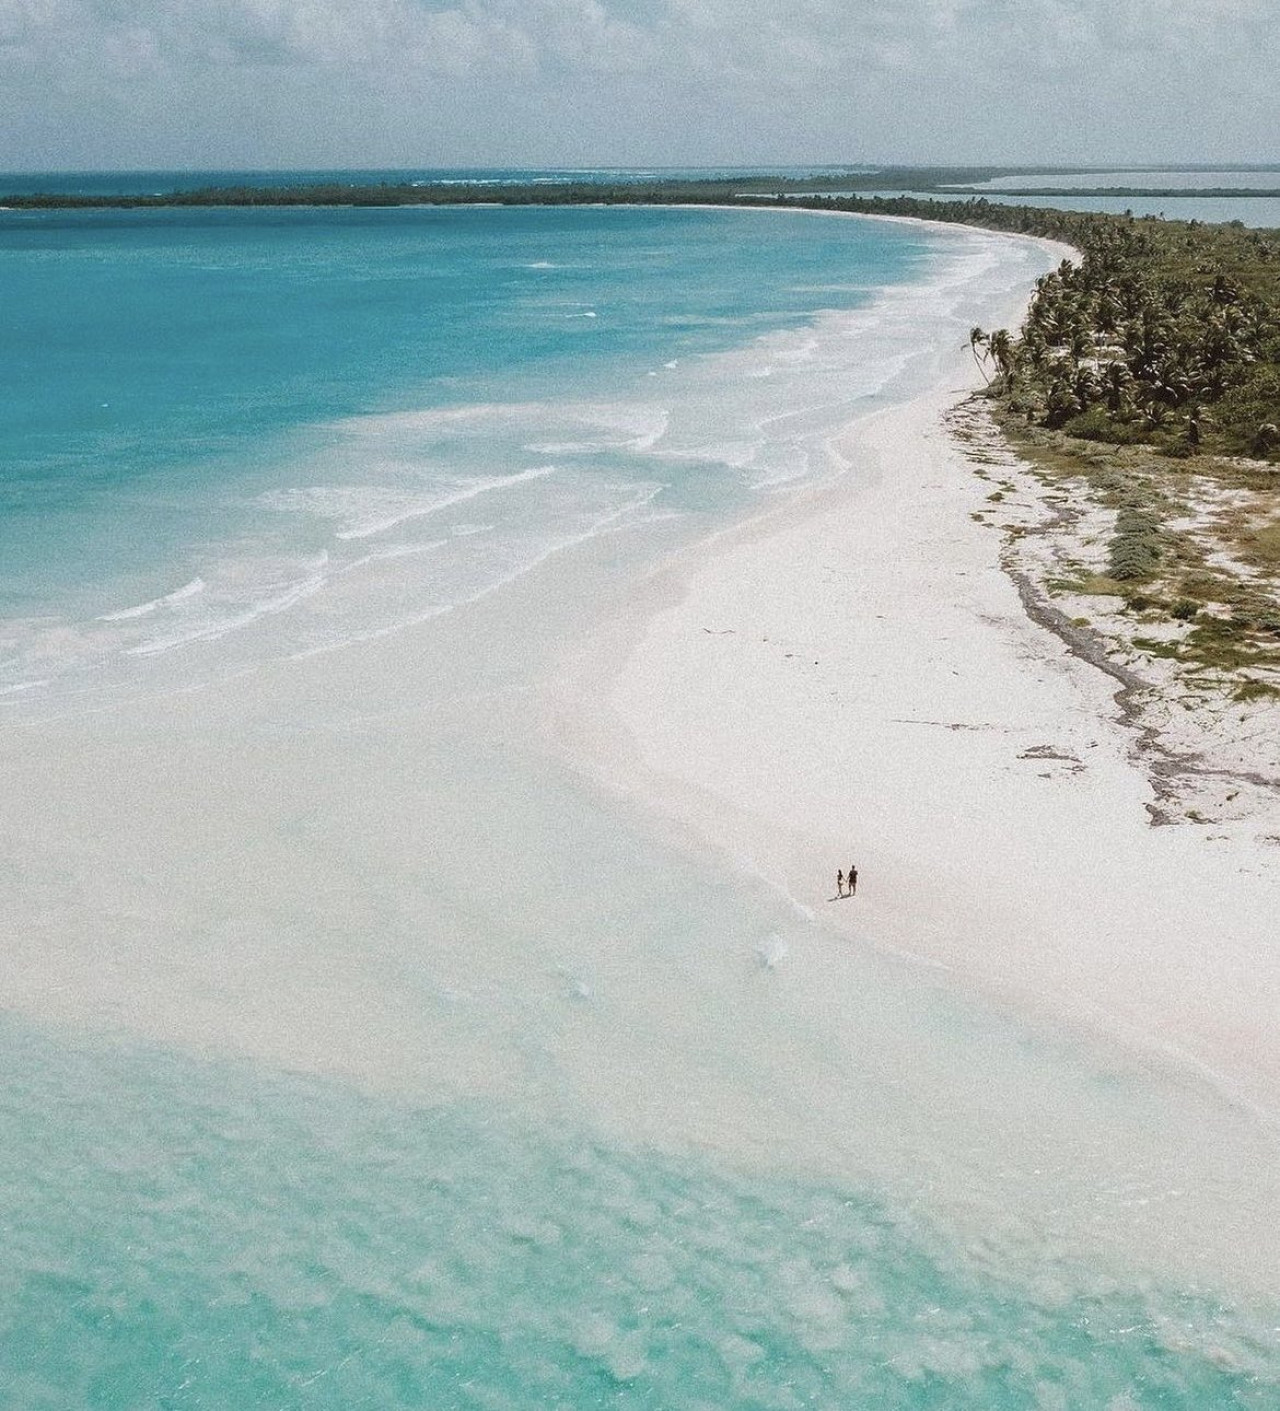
[987,328,1015,387]
[1103,361,1133,415]
[1044,377,1081,428]
[968,327,990,380]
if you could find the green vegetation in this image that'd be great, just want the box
[923,193,1280,695]
[994,414,1280,683]
[1108,505,1165,581]
[963,213,1280,461]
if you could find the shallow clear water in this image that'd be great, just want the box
[3,1016,1278,1409]
[3,201,1277,1405]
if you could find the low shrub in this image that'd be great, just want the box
[1234,678,1280,702]
[1060,407,1146,445]
[1108,508,1164,580]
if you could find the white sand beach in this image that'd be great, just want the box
[560,375,1280,1113]
[543,318,1280,1296]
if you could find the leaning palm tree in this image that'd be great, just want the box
[969,326,990,381]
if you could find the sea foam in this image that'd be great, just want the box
[0,209,1053,717]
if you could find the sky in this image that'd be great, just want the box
[1,0,1278,171]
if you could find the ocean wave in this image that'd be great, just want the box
[368,538,451,562]
[284,480,667,663]
[256,465,559,543]
[97,577,206,622]
[127,569,329,658]
[1,216,1057,713]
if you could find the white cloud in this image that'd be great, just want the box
[0,0,1277,166]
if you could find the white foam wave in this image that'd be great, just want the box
[284,482,666,662]
[336,467,558,541]
[788,284,874,294]
[755,936,789,969]
[257,465,558,543]
[324,399,668,448]
[369,539,450,562]
[127,570,329,658]
[98,577,206,622]
[521,408,669,457]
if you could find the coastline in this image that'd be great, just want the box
[10,191,1280,1400]
[5,204,1278,1301]
[552,376,1280,1111]
[543,266,1280,1285]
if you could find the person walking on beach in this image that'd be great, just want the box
[836,869,845,899]
[847,864,858,896]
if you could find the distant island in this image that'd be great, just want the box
[5,163,1280,207]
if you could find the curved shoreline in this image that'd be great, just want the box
[5,201,1278,1302]
[554,375,1280,1119]
[542,222,1280,1291]
[545,206,1278,1122]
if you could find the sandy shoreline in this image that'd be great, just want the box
[550,364,1280,1127]
[4,211,1278,1305]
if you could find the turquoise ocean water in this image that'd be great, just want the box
[2,200,1278,1405]
[0,203,956,708]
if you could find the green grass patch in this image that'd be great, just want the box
[1234,678,1280,702]
[1132,637,1183,659]
[1233,520,1280,570]
[1074,574,1129,596]
[980,400,1280,696]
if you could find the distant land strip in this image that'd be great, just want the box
[936,187,1280,199]
[2,178,1279,214]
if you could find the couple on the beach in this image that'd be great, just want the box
[836,865,858,899]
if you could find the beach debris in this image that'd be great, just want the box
[891,717,1005,732]
[1019,743,1082,762]
[1019,744,1086,775]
